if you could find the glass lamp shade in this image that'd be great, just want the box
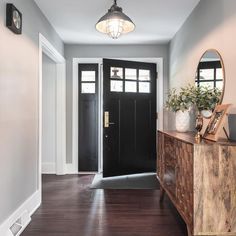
[96,3,135,39]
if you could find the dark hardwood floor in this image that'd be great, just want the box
[22,175,187,236]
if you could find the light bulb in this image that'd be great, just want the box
[106,19,124,39]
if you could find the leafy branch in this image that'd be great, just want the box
[166,85,221,112]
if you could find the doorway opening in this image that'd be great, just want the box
[42,53,57,174]
[72,57,164,176]
[38,34,66,202]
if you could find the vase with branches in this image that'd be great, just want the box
[166,85,222,133]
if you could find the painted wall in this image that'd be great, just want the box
[169,0,236,128]
[0,0,63,225]
[42,53,57,173]
[64,44,169,163]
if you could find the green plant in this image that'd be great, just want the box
[188,85,222,111]
[166,85,222,112]
[165,87,193,112]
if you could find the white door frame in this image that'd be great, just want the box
[72,57,164,174]
[38,34,66,201]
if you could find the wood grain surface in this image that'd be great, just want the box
[158,130,236,236]
[22,174,188,236]
[194,144,236,235]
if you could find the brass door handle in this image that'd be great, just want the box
[104,111,109,127]
[104,111,115,127]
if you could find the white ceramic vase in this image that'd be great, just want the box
[175,110,190,132]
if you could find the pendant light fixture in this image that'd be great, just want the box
[95,0,135,39]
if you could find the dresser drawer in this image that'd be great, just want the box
[163,135,177,198]
[175,140,193,227]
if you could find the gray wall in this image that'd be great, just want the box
[169,0,236,118]
[0,0,63,224]
[65,44,169,163]
[42,54,57,169]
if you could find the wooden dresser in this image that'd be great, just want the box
[157,130,236,236]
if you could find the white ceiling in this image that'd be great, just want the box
[34,0,200,45]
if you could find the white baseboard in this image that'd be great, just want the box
[42,162,56,174]
[0,190,41,236]
[66,164,78,174]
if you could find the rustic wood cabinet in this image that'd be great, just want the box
[157,130,236,236]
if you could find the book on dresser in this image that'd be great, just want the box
[157,130,236,236]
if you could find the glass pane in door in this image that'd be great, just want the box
[139,69,150,81]
[81,83,95,93]
[125,68,137,80]
[81,71,96,81]
[110,67,123,79]
[139,82,150,93]
[125,81,137,93]
[110,80,123,92]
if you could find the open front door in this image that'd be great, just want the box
[103,59,157,177]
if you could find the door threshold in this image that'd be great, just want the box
[78,171,98,175]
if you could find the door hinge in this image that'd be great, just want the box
[156,112,159,120]
[156,72,158,79]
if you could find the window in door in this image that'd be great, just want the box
[109,67,151,94]
[81,70,96,94]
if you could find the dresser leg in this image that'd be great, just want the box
[159,186,165,202]
[187,225,192,236]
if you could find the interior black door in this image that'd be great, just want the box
[78,64,98,172]
[103,59,157,177]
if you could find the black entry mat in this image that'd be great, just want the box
[90,173,160,189]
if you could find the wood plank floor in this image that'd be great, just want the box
[22,175,187,236]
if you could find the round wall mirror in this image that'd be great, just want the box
[195,49,225,104]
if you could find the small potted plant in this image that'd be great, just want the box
[166,87,193,132]
[166,85,221,133]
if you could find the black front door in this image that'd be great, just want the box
[103,59,157,177]
[78,64,98,172]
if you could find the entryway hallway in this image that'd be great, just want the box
[22,175,187,236]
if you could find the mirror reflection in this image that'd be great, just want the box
[195,50,225,94]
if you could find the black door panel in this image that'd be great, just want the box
[103,59,157,177]
[78,64,98,172]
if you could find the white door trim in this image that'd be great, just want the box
[38,33,66,200]
[72,57,164,174]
